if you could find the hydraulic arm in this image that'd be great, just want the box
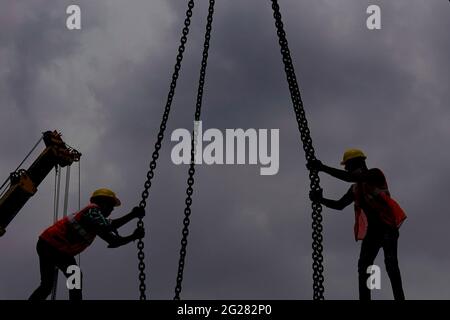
[0,131,81,237]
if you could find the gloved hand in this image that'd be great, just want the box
[131,206,145,219]
[133,227,145,240]
[309,189,323,203]
[306,159,324,171]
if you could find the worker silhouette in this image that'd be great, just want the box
[29,188,145,300]
[307,149,406,300]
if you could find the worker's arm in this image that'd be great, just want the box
[309,187,354,210]
[98,227,145,249]
[110,207,145,230]
[82,207,145,248]
[307,160,364,183]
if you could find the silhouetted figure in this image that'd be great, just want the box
[307,149,406,300]
[29,188,144,300]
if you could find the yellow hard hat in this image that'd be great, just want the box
[90,188,121,207]
[341,149,366,165]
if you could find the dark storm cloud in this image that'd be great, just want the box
[0,0,449,299]
[1,2,81,117]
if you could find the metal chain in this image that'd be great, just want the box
[270,0,325,300]
[136,0,196,300]
[174,0,215,300]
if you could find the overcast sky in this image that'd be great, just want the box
[0,0,449,300]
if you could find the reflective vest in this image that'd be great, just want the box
[352,170,407,241]
[40,204,99,256]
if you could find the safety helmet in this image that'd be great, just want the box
[90,188,121,207]
[341,149,366,165]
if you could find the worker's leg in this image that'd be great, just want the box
[358,231,382,300]
[382,228,405,300]
[29,239,58,300]
[55,255,82,300]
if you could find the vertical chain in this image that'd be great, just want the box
[270,0,325,300]
[136,0,196,300]
[174,0,215,300]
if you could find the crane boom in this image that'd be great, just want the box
[0,131,81,237]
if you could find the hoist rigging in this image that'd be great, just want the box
[0,131,81,237]
[134,0,195,301]
[174,0,215,301]
[135,0,325,300]
[51,163,80,300]
[270,0,325,300]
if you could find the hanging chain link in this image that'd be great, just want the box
[136,0,195,300]
[174,0,215,301]
[270,0,325,300]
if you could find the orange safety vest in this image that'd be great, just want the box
[352,170,407,241]
[40,204,100,256]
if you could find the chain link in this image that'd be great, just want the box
[174,0,215,300]
[270,0,325,300]
[136,0,195,300]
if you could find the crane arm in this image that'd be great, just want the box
[0,131,81,237]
